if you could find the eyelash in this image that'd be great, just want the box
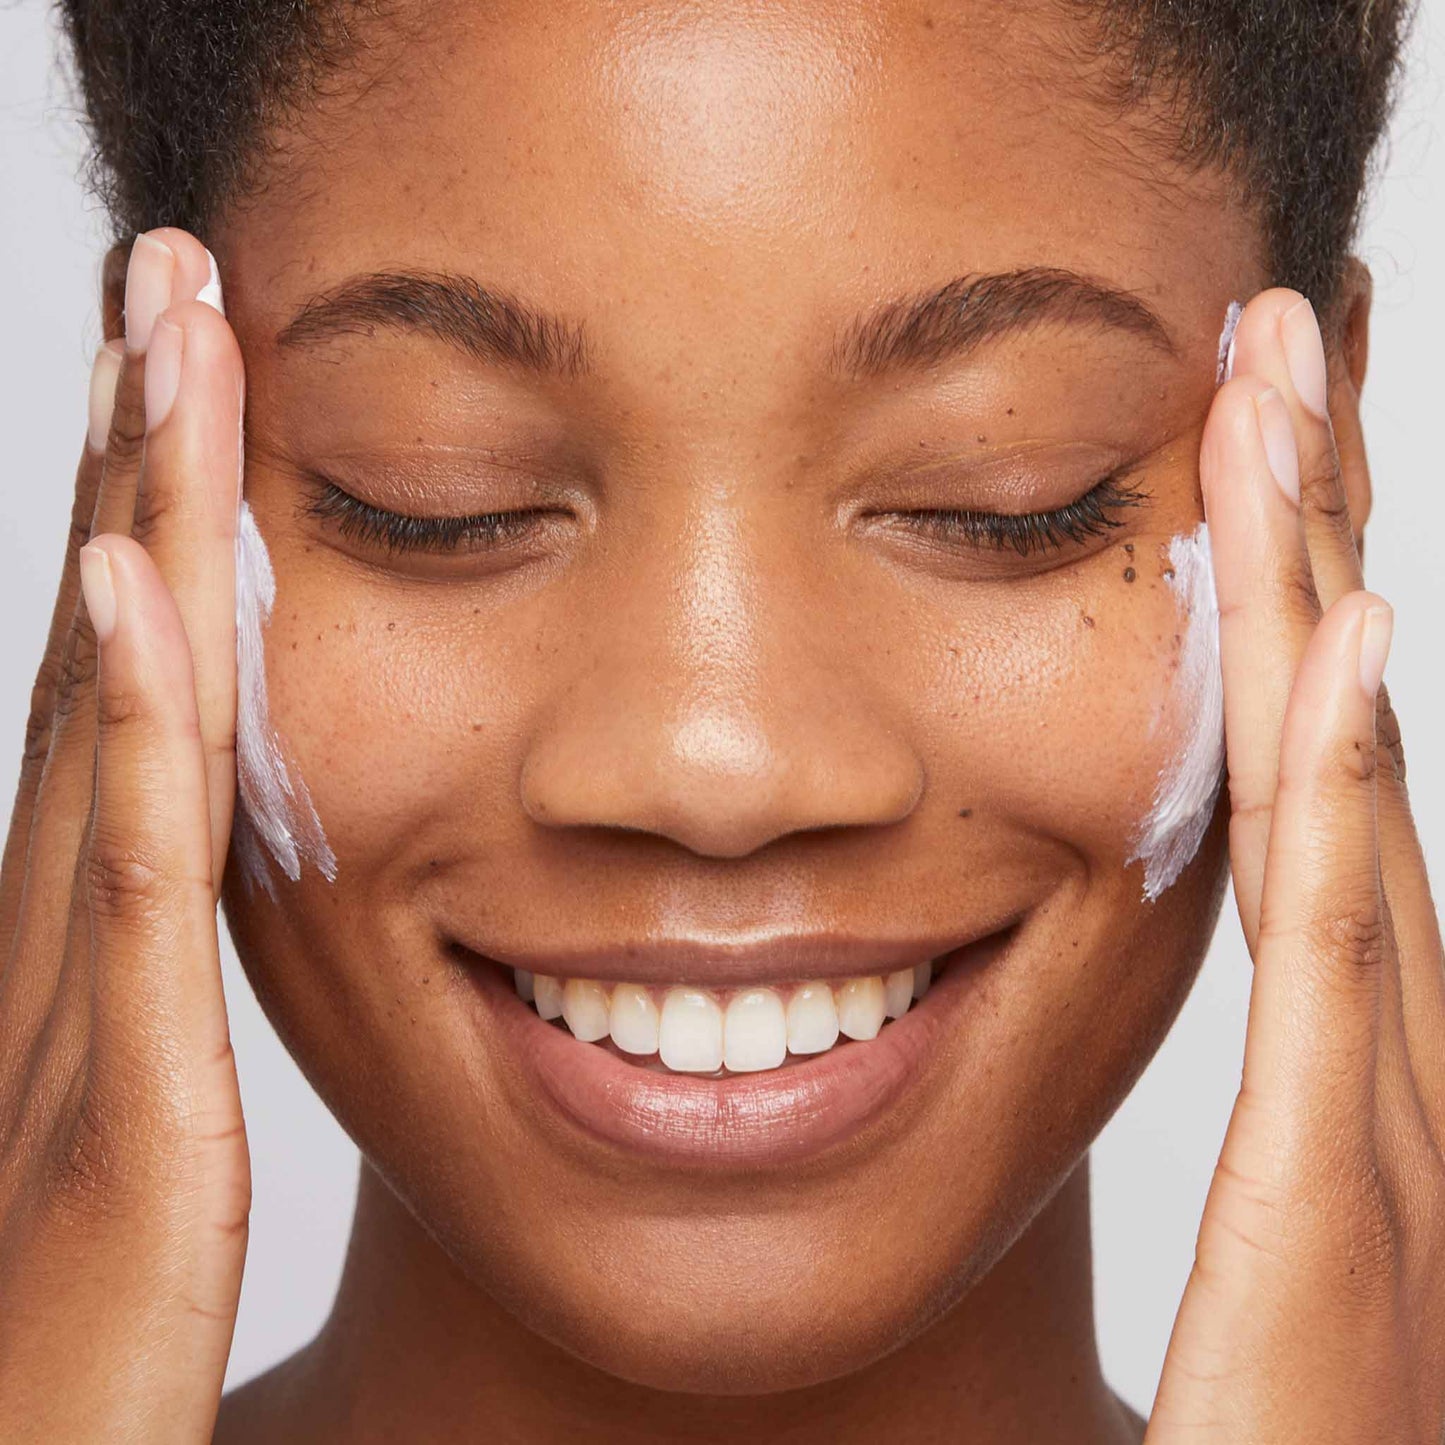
[302,481,550,554]
[881,474,1145,556]
[302,473,1146,558]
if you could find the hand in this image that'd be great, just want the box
[0,229,249,1441]
[1147,290,1445,1440]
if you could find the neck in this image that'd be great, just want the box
[271,1156,1138,1444]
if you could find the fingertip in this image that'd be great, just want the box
[86,339,124,453]
[1356,596,1393,700]
[78,540,117,644]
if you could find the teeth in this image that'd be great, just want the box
[534,973,565,1021]
[836,976,887,1040]
[659,988,724,1073]
[785,981,839,1054]
[883,967,914,1019]
[723,989,787,1073]
[517,960,936,1075]
[609,982,661,1056]
[561,978,610,1042]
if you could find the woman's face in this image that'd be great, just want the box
[215,0,1260,1392]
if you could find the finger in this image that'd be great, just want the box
[1228,289,1366,609]
[132,298,242,893]
[1231,290,1445,1106]
[1200,368,1316,948]
[0,343,120,954]
[5,235,218,989]
[75,535,231,1113]
[1242,591,1391,1133]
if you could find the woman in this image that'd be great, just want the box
[1,0,1440,1439]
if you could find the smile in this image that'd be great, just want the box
[513,965,934,1075]
[461,927,1013,1168]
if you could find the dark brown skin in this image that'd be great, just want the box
[1,1,1441,1442]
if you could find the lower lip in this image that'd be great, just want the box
[462,936,1006,1169]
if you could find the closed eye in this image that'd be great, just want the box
[873,473,1146,556]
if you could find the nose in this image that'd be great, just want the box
[518,503,925,859]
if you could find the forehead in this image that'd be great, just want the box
[232,0,1260,356]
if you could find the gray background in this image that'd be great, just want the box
[2,0,1440,1414]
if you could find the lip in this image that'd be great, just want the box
[461,927,1002,989]
[458,928,1013,1169]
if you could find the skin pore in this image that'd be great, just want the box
[158,0,1332,1438]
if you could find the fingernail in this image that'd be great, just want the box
[79,543,118,644]
[1358,602,1393,698]
[1281,298,1330,421]
[145,315,184,433]
[123,232,176,355]
[86,340,123,452]
[196,247,225,316]
[1254,388,1300,504]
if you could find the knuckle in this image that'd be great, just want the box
[1299,452,1351,521]
[1306,896,1388,974]
[128,485,181,549]
[102,406,146,473]
[22,681,58,769]
[1328,728,1379,786]
[43,1084,127,1213]
[84,837,174,926]
[49,627,97,730]
[1275,544,1322,627]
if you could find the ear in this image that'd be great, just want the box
[101,239,133,342]
[1326,256,1373,545]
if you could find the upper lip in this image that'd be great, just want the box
[451,919,1018,988]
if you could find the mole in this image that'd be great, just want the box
[1123,567,1136,583]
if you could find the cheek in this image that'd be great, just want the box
[257,571,539,873]
[903,532,1219,889]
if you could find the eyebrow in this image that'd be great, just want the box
[275,263,1172,382]
[831,266,1175,378]
[276,269,590,376]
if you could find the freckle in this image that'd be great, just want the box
[290,641,298,651]
[1006,406,1015,416]
[387,621,396,631]
[1123,567,1136,583]
[957,807,973,819]
[472,722,483,732]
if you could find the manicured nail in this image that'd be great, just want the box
[123,232,176,355]
[196,247,225,315]
[86,341,123,452]
[145,315,184,433]
[1281,298,1330,421]
[1358,603,1393,698]
[1254,387,1300,504]
[79,543,117,644]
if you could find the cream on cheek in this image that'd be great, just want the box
[1125,301,1241,900]
[233,499,338,894]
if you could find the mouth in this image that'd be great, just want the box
[514,964,934,1075]
[456,926,1013,1168]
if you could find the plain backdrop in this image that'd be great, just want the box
[1,0,1440,1416]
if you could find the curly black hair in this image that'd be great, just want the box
[56,0,1411,310]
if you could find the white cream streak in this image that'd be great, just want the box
[1128,523,1225,899]
[235,500,337,889]
[1127,301,1240,900]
